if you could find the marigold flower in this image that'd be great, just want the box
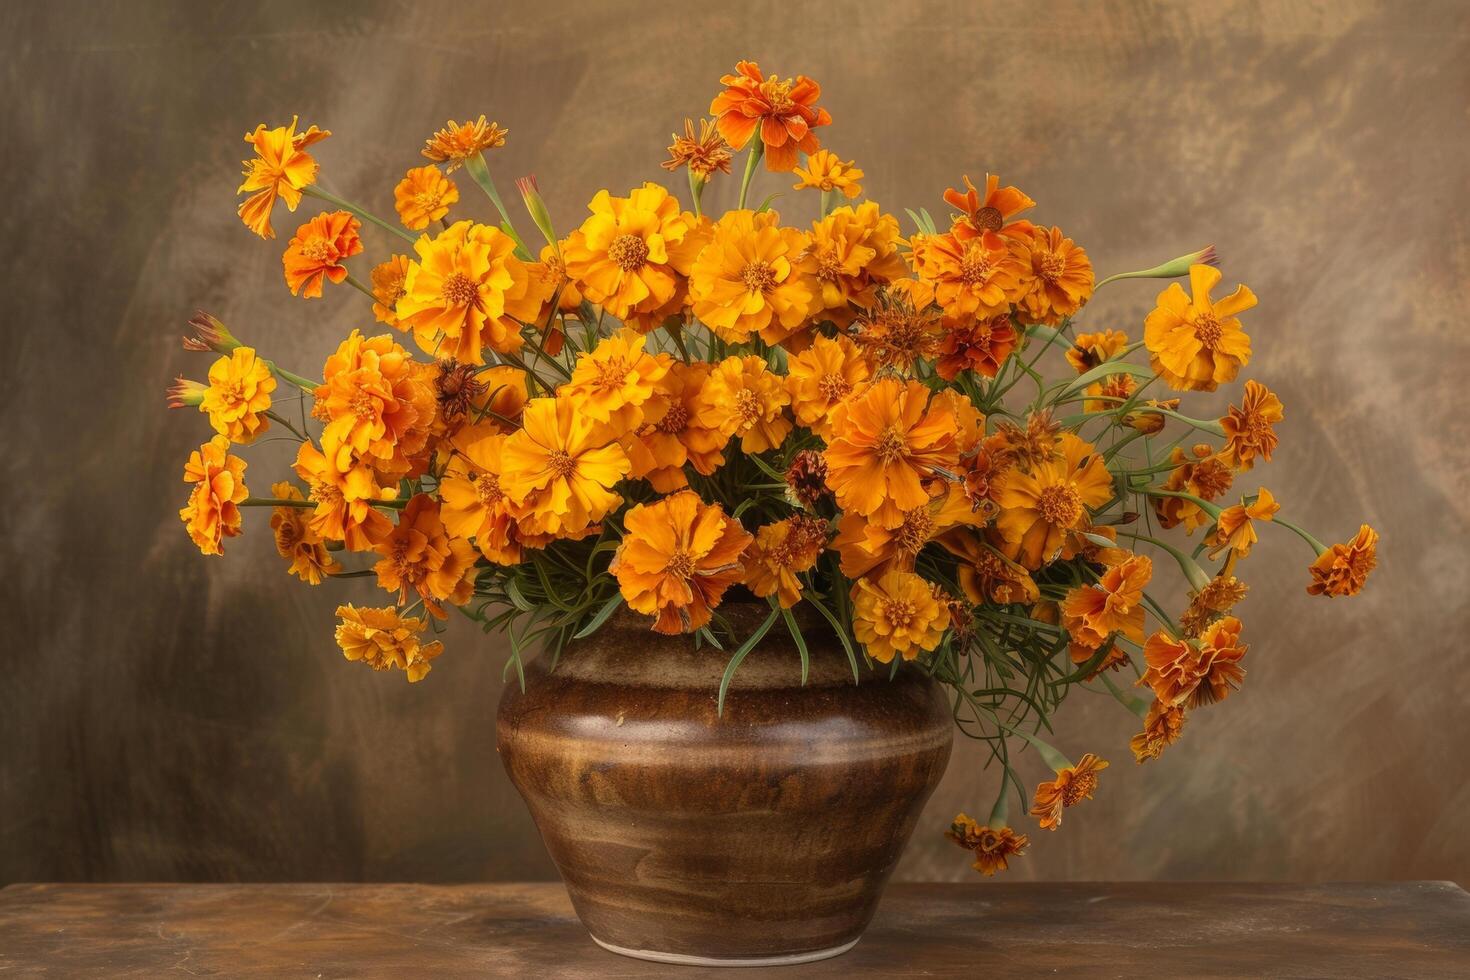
[826,378,959,523]
[943,173,1036,249]
[397,220,553,364]
[1153,444,1234,533]
[1144,264,1256,391]
[662,118,733,180]
[1013,225,1094,327]
[710,60,831,172]
[500,396,631,537]
[913,231,1024,321]
[697,355,793,453]
[1062,555,1152,650]
[439,429,523,565]
[785,333,870,438]
[1130,701,1187,763]
[421,115,507,172]
[1179,575,1248,638]
[314,330,437,479]
[946,813,1030,876]
[835,487,979,578]
[393,165,459,230]
[744,515,828,608]
[1123,397,1179,435]
[292,440,396,552]
[936,312,1018,381]
[269,482,342,584]
[793,150,863,198]
[854,281,945,372]
[1083,372,1136,415]
[611,491,753,634]
[562,183,703,322]
[1140,617,1247,708]
[1219,380,1284,471]
[236,116,329,239]
[1307,524,1379,597]
[1206,488,1280,559]
[852,569,951,663]
[689,209,819,345]
[282,211,363,298]
[334,604,444,683]
[179,435,249,556]
[1030,753,1108,831]
[370,255,411,327]
[561,327,672,434]
[805,203,908,326]
[1066,329,1130,374]
[371,494,478,617]
[199,346,276,445]
[993,432,1114,568]
[943,532,1041,605]
[624,361,730,492]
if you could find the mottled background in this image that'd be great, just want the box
[4,0,1467,887]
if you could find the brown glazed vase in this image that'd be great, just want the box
[496,603,953,967]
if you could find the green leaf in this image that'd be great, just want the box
[755,192,783,213]
[780,603,810,686]
[504,577,534,612]
[696,626,725,651]
[572,592,623,639]
[806,593,860,684]
[717,608,780,716]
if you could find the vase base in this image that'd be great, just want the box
[588,933,861,968]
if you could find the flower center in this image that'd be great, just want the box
[734,388,762,425]
[547,450,576,478]
[1038,251,1065,283]
[440,272,479,308]
[607,233,650,271]
[883,597,916,630]
[1194,312,1223,348]
[814,246,844,281]
[275,517,302,549]
[474,473,503,506]
[309,482,342,508]
[1037,484,1083,527]
[350,390,377,421]
[593,356,631,393]
[740,260,777,293]
[665,550,696,580]
[414,191,444,212]
[224,380,248,405]
[874,426,908,464]
[959,247,993,285]
[896,507,935,555]
[656,403,690,434]
[817,373,852,403]
[301,239,333,263]
[973,206,1004,233]
[1062,771,1097,806]
[976,828,1002,852]
[759,77,795,115]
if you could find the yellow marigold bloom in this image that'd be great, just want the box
[370,255,411,327]
[835,486,979,578]
[710,60,831,172]
[785,333,870,438]
[744,515,828,608]
[562,183,702,322]
[946,814,1029,877]
[533,243,583,315]
[1066,329,1130,374]
[662,118,733,180]
[806,202,908,326]
[372,494,478,618]
[561,327,672,434]
[236,116,329,239]
[292,440,396,552]
[1307,524,1380,597]
[913,231,1024,320]
[943,173,1036,249]
[1062,555,1152,650]
[1012,225,1093,326]
[282,211,363,298]
[1206,488,1280,559]
[697,355,793,453]
[179,435,248,556]
[1144,264,1256,392]
[853,280,943,373]
[314,330,437,480]
[993,432,1114,568]
[936,312,1018,381]
[1030,753,1108,831]
[334,604,444,683]
[689,209,819,345]
[438,428,523,565]
[1083,371,1136,414]
[852,569,951,664]
[500,396,631,537]
[269,482,342,584]
[824,378,959,524]
[397,220,553,365]
[421,115,507,172]
[1219,380,1283,471]
[943,532,1040,605]
[393,165,459,231]
[611,491,753,634]
[1141,617,1247,708]
[1152,444,1234,533]
[792,149,864,198]
[625,362,730,492]
[199,346,276,445]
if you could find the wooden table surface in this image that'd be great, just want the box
[1,881,1466,978]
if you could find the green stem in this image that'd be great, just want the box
[464,153,530,258]
[264,360,318,393]
[1273,516,1329,556]
[262,410,308,441]
[344,273,378,303]
[303,186,416,244]
[736,140,764,210]
[687,167,705,219]
[1112,530,1211,592]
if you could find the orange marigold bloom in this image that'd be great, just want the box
[785,333,870,438]
[372,494,478,617]
[393,165,459,231]
[1130,700,1187,763]
[200,346,276,445]
[946,814,1030,877]
[854,281,945,373]
[793,149,863,198]
[993,432,1114,568]
[1062,554,1153,650]
[709,60,832,172]
[334,604,444,683]
[942,532,1041,605]
[292,440,396,552]
[836,486,979,578]
[806,203,908,326]
[314,330,437,479]
[1066,329,1130,374]
[269,482,342,584]
[562,183,704,322]
[439,428,524,565]
[421,115,507,172]
[179,435,248,556]
[1140,617,1247,708]
[1152,444,1234,533]
[282,211,362,298]
[824,378,960,524]
[744,515,829,608]
[663,118,733,180]
[1083,371,1136,414]
[852,569,951,664]
[943,173,1036,249]
[1206,488,1280,559]
[1030,753,1108,831]
[1144,264,1256,392]
[611,491,753,634]
[500,396,631,538]
[936,312,1018,381]
[561,327,672,435]
[697,354,793,453]
[689,209,819,345]
[1220,380,1284,471]
[397,220,553,365]
[1307,524,1380,597]
[370,255,411,327]
[236,116,329,239]
[625,361,730,492]
[1012,225,1094,327]
[913,231,1024,320]
[1179,575,1249,638]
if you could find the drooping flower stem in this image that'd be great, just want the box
[303,185,416,244]
[1272,516,1329,556]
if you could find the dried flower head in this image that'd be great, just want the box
[422,115,508,171]
[662,118,733,180]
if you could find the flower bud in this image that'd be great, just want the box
[183,311,242,354]
[515,174,558,250]
[166,376,207,409]
[1096,246,1218,289]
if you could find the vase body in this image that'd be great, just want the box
[495,604,953,966]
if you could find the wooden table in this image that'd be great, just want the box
[1,881,1466,977]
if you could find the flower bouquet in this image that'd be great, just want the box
[169,59,1377,963]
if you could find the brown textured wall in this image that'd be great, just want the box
[3,0,1466,886]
